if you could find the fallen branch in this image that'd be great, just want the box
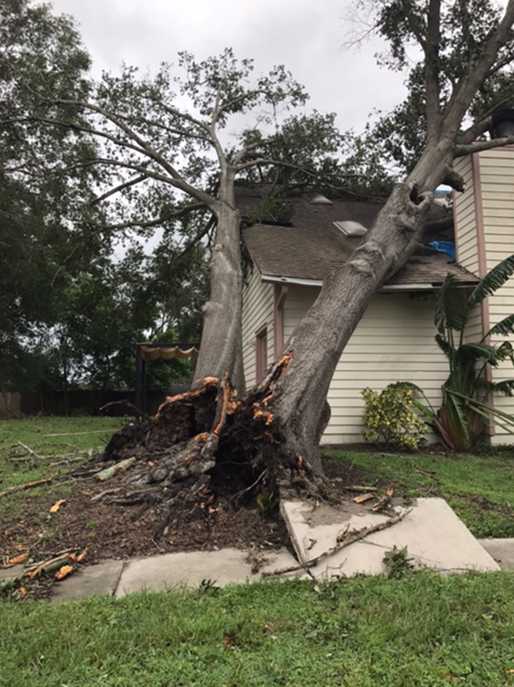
[95,456,137,482]
[343,485,378,493]
[90,486,123,502]
[263,509,411,577]
[45,429,119,437]
[0,476,58,499]
[49,454,89,468]
[25,552,78,579]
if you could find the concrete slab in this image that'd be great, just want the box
[51,559,124,603]
[479,538,514,570]
[115,547,301,597]
[281,497,500,580]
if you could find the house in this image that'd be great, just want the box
[239,145,514,446]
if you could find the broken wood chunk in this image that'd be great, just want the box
[353,493,375,504]
[95,457,137,482]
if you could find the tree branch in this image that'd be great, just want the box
[424,0,442,141]
[33,95,218,208]
[91,172,148,205]
[101,202,206,230]
[444,1,514,134]
[455,135,514,157]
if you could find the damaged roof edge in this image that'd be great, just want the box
[260,274,475,291]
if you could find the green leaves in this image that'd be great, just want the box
[434,275,469,334]
[484,314,514,339]
[469,254,514,307]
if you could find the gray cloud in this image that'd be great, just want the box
[50,0,407,132]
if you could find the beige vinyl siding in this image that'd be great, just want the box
[283,286,445,445]
[241,267,275,388]
[477,148,514,444]
[454,156,480,275]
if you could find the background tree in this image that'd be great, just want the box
[0,1,208,395]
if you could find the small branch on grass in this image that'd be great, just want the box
[90,487,123,502]
[15,442,42,464]
[0,476,58,499]
[263,508,411,577]
[45,429,120,437]
[49,454,89,468]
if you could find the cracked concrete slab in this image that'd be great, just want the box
[115,547,300,597]
[479,538,514,570]
[281,497,500,579]
[50,559,124,602]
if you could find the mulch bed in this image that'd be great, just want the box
[0,454,378,600]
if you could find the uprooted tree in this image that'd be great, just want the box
[96,0,514,531]
[9,0,514,531]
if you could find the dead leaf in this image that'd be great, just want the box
[55,565,74,581]
[49,499,66,513]
[353,493,375,504]
[223,632,236,649]
[18,586,29,599]
[3,552,29,567]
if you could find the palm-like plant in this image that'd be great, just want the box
[410,255,514,451]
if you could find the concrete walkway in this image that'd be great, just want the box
[3,499,512,603]
[49,547,301,602]
[479,538,514,570]
[281,497,500,578]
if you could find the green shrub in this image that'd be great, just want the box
[361,384,426,450]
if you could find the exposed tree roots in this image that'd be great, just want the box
[100,354,329,537]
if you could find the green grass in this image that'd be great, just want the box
[325,449,514,538]
[2,574,514,686]
[0,417,124,517]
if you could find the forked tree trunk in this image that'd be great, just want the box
[271,145,455,474]
[193,177,245,391]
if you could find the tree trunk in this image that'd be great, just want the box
[271,145,454,474]
[193,178,245,392]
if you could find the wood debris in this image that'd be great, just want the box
[95,456,137,482]
[0,476,58,499]
[353,493,375,504]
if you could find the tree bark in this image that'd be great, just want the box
[193,175,245,392]
[271,144,454,474]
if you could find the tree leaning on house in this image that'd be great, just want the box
[96,0,514,528]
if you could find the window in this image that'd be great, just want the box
[256,327,268,382]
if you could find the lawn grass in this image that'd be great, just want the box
[325,449,514,538]
[2,573,514,686]
[0,417,125,517]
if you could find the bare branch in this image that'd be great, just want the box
[424,0,442,140]
[32,94,218,208]
[1,116,149,158]
[101,202,207,230]
[91,172,148,205]
[455,135,514,157]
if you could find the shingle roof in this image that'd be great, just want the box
[237,187,478,287]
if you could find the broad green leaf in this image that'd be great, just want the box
[469,254,514,306]
[484,313,514,339]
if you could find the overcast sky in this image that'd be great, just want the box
[49,0,408,134]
